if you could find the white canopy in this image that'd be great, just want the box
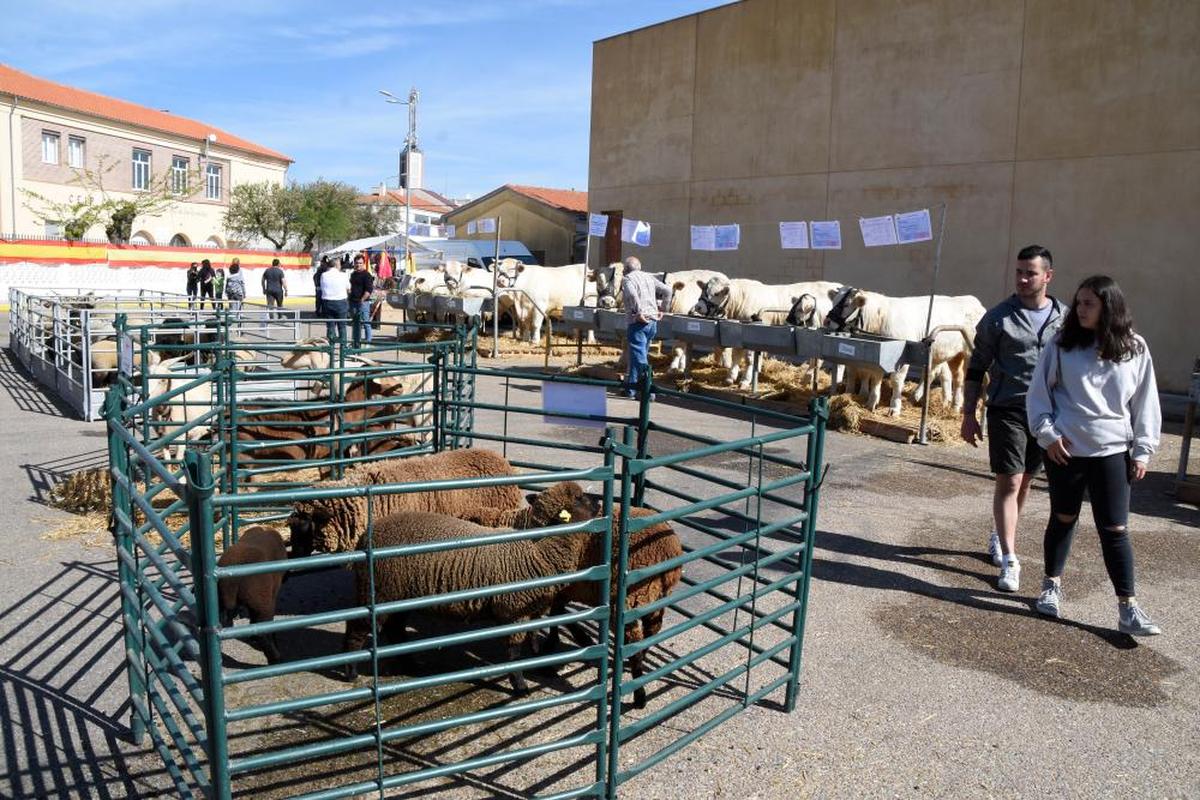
[322,233,436,257]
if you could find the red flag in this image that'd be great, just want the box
[377,250,393,279]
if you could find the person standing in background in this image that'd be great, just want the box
[186,262,200,308]
[319,260,351,342]
[212,268,226,311]
[961,245,1064,593]
[198,259,216,309]
[619,255,671,399]
[349,255,375,347]
[1026,275,1162,635]
[225,261,246,315]
[262,258,287,323]
[314,256,332,317]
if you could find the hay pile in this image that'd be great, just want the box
[49,467,111,513]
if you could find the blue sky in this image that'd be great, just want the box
[0,0,729,200]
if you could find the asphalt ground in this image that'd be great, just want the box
[0,314,1197,799]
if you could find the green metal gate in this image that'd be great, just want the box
[106,323,826,798]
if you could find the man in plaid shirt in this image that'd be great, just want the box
[620,256,671,399]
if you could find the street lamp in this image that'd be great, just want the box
[379,88,418,267]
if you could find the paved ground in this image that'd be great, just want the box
[0,314,1197,799]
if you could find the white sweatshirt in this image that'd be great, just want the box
[1026,334,1160,464]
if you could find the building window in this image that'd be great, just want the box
[171,156,189,194]
[205,163,221,200]
[41,131,60,164]
[44,222,63,239]
[169,233,190,247]
[132,148,151,190]
[68,136,85,169]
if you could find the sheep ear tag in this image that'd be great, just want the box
[558,510,572,523]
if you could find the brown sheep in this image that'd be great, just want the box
[343,482,601,691]
[288,448,524,555]
[217,525,290,664]
[547,505,684,709]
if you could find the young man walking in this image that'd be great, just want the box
[261,258,287,323]
[961,245,1064,592]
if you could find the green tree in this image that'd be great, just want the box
[352,201,402,239]
[225,179,363,252]
[223,181,303,250]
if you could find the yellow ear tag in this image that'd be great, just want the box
[559,510,572,522]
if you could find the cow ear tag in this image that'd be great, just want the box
[559,510,572,522]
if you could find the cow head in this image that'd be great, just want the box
[690,276,731,319]
[786,293,819,328]
[824,286,866,332]
[590,262,624,309]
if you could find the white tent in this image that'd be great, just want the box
[321,233,437,257]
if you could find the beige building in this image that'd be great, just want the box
[0,63,291,247]
[589,0,1200,391]
[442,184,588,266]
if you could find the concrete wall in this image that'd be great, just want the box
[589,0,1200,390]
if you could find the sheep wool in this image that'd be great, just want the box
[291,448,524,553]
[216,525,289,664]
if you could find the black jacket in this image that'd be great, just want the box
[349,270,375,302]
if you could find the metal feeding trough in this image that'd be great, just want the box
[435,295,491,319]
[793,327,825,360]
[717,319,744,349]
[559,306,596,332]
[820,332,907,372]
[386,292,407,309]
[594,309,626,340]
[740,322,796,356]
[665,315,720,345]
[412,293,438,313]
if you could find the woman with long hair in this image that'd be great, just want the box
[1026,275,1162,635]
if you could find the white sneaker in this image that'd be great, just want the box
[1036,578,1062,617]
[987,531,1003,566]
[1118,602,1162,636]
[997,559,1020,593]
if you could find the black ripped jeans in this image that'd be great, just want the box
[1043,452,1136,597]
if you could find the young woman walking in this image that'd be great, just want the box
[1026,275,1162,635]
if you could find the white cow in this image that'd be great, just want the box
[822,287,984,416]
[507,263,596,343]
[691,277,843,388]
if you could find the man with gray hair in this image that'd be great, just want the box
[619,255,671,399]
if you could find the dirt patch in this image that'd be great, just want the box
[816,516,1191,707]
[860,463,980,500]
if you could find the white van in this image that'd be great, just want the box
[413,239,538,271]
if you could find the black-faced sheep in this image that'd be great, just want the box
[288,448,525,555]
[342,481,601,691]
[548,505,684,709]
[217,525,290,664]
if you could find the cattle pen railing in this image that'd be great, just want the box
[105,323,827,798]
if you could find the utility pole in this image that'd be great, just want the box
[380,87,419,266]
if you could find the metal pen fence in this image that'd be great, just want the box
[105,320,826,798]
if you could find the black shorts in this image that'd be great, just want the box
[986,405,1044,476]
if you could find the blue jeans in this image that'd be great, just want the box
[624,319,656,395]
[352,300,373,346]
[323,298,349,342]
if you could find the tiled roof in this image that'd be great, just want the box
[357,188,456,213]
[507,184,588,213]
[0,63,291,163]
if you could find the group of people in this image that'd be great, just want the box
[962,245,1162,636]
[314,254,378,347]
[617,247,1164,638]
[184,257,288,319]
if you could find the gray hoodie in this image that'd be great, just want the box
[1026,334,1160,464]
[966,294,1065,410]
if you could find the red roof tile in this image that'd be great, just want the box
[357,188,455,213]
[0,63,291,163]
[507,184,588,213]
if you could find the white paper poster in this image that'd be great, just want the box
[621,218,652,247]
[779,221,809,249]
[690,225,716,251]
[713,224,740,251]
[588,213,609,237]
[542,381,607,429]
[810,221,842,250]
[895,208,933,244]
[118,332,133,376]
[466,220,477,235]
[859,215,899,247]
[478,218,497,234]
[444,224,455,238]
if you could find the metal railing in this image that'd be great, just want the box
[105,325,826,799]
